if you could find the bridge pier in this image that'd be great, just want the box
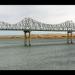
[24,31,31,46]
[29,31,31,46]
[24,31,27,46]
[71,31,72,44]
[67,30,73,44]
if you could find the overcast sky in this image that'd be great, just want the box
[0,5,75,35]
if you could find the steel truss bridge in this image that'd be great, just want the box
[0,17,75,46]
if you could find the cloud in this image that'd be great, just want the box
[0,5,75,35]
[0,5,75,23]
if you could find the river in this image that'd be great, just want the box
[0,39,75,70]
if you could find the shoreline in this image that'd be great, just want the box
[0,34,75,40]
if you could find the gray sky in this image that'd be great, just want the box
[0,5,75,35]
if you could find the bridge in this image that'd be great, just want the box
[0,17,75,46]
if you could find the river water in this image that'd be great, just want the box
[0,39,75,70]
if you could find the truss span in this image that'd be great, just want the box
[0,17,75,31]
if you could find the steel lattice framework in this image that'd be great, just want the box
[0,17,75,46]
[0,17,75,31]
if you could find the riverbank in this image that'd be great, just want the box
[0,34,75,40]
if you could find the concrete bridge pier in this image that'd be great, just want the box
[24,31,31,46]
[24,31,27,46]
[67,31,69,44]
[29,31,31,46]
[67,30,73,44]
[70,31,73,44]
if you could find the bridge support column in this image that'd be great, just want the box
[67,30,73,44]
[29,31,31,46]
[67,31,69,44]
[24,31,27,46]
[71,31,73,44]
[24,31,31,46]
